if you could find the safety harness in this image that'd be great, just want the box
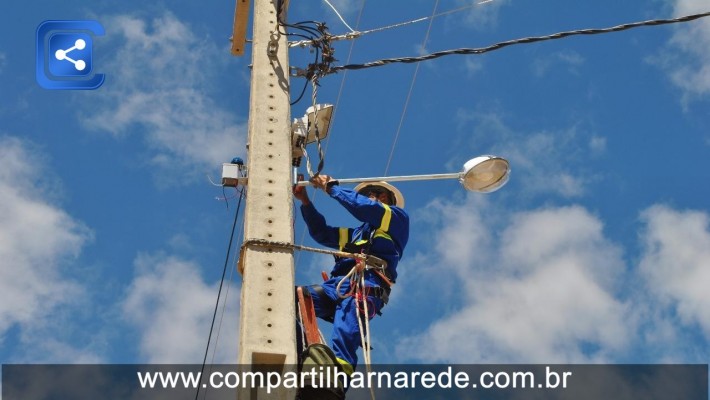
[335,224,395,305]
[240,219,396,400]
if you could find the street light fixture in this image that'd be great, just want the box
[294,155,511,193]
[222,155,510,193]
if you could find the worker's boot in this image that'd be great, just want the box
[297,344,346,400]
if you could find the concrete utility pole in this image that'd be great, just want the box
[234,0,297,398]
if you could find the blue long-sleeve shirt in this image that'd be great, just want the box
[300,185,409,286]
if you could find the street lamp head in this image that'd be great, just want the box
[460,156,511,193]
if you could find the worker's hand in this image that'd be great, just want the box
[293,174,310,205]
[310,174,338,194]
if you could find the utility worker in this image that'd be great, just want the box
[293,174,410,376]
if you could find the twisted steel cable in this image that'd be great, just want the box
[326,11,710,74]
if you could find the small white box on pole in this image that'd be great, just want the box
[221,163,241,187]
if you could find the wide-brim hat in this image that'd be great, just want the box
[354,181,405,208]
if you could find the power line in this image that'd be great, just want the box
[326,11,710,74]
[288,0,497,48]
[384,0,440,176]
[324,0,368,160]
[359,0,496,37]
[295,0,368,265]
[323,0,355,32]
[195,188,245,400]
[206,204,243,376]
[286,21,328,105]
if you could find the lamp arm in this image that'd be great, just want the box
[295,172,462,187]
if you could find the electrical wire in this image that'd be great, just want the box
[321,0,367,161]
[287,21,334,105]
[291,44,320,105]
[383,0,439,176]
[301,79,327,178]
[194,187,245,400]
[327,11,710,74]
[295,0,368,266]
[358,0,496,37]
[206,174,224,187]
[288,0,498,48]
[204,196,244,395]
[323,0,355,32]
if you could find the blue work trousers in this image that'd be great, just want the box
[307,277,385,370]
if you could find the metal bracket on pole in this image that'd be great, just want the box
[267,32,279,58]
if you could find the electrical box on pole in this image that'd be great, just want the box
[233,0,297,398]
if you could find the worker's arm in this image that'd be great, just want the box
[293,181,347,249]
[310,175,407,233]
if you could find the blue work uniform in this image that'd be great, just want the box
[300,185,409,373]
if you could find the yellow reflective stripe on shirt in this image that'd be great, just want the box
[379,203,392,232]
[336,357,354,376]
[338,227,349,250]
[374,229,392,241]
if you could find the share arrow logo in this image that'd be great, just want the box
[36,20,105,90]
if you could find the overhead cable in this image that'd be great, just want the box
[323,0,356,32]
[301,78,326,178]
[195,188,245,400]
[359,0,496,37]
[295,0,367,266]
[326,11,710,74]
[286,21,327,105]
[288,0,496,48]
[384,0,440,175]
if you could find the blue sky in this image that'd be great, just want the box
[1,0,709,373]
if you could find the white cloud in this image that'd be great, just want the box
[0,52,6,74]
[463,58,484,78]
[0,136,94,359]
[323,0,360,22]
[83,13,246,183]
[532,51,585,78]
[327,0,358,14]
[639,205,710,337]
[653,0,710,99]
[456,0,508,31]
[397,198,630,363]
[588,135,607,155]
[122,253,240,363]
[393,194,710,365]
[455,111,602,198]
